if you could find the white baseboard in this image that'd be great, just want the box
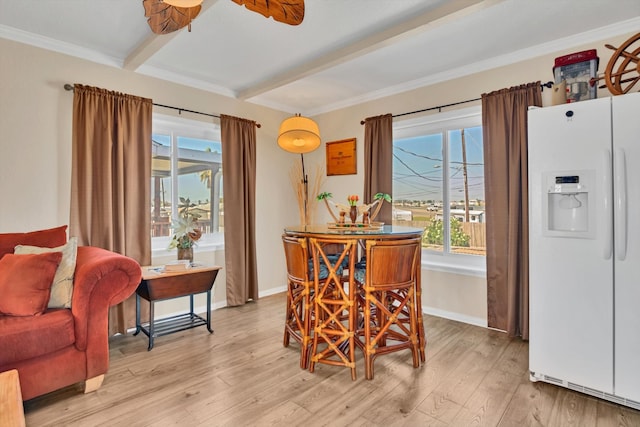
[259,286,287,298]
[128,289,487,334]
[261,288,489,329]
[423,306,487,328]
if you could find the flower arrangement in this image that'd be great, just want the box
[347,194,359,206]
[168,197,202,250]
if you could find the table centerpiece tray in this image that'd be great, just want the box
[327,222,384,230]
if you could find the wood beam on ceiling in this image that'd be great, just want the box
[123,0,220,71]
[236,0,506,101]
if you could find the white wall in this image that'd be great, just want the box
[0,37,296,316]
[1,31,636,326]
[302,31,636,326]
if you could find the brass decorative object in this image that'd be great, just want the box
[591,32,640,95]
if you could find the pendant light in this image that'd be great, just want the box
[277,114,321,154]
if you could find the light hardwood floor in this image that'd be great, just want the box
[24,293,640,426]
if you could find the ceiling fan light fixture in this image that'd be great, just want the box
[278,114,321,154]
[162,0,203,7]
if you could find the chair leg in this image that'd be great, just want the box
[283,314,291,348]
[84,374,104,394]
[415,272,426,363]
[409,298,421,369]
[283,282,293,348]
[363,291,375,380]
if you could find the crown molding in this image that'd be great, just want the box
[0,24,123,68]
[135,64,236,99]
[2,15,638,116]
[304,16,640,116]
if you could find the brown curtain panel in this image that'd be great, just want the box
[481,81,542,339]
[70,84,152,335]
[363,114,393,223]
[220,114,258,306]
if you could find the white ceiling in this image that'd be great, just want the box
[1,0,638,115]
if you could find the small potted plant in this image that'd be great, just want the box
[168,197,202,262]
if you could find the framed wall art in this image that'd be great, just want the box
[326,138,356,176]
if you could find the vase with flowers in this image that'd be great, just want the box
[168,197,202,262]
[347,194,359,224]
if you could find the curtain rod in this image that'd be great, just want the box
[360,81,554,125]
[64,84,261,128]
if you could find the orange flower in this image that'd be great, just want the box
[348,195,359,206]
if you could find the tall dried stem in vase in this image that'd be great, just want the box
[307,164,325,225]
[289,162,306,225]
[289,161,325,225]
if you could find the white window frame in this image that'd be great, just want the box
[151,113,224,255]
[393,106,486,277]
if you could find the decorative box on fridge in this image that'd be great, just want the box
[553,49,599,103]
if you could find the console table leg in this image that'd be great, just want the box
[148,301,155,351]
[206,290,213,333]
[133,293,141,336]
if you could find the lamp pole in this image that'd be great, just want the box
[301,153,308,224]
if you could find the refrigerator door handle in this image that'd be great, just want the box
[615,147,628,261]
[603,149,613,260]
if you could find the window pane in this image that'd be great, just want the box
[447,127,485,256]
[176,137,222,235]
[392,134,443,253]
[151,134,172,237]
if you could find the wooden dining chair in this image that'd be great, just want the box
[354,237,422,380]
[308,237,358,380]
[282,235,345,369]
[282,235,315,369]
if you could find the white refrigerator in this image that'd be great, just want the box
[528,92,640,409]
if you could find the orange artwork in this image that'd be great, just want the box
[326,138,356,176]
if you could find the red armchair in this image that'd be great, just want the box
[0,226,142,400]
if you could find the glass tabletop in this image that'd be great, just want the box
[284,224,424,237]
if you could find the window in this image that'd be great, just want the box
[392,106,486,273]
[151,114,223,251]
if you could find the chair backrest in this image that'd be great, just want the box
[319,242,345,256]
[364,237,421,290]
[308,237,357,276]
[282,235,310,283]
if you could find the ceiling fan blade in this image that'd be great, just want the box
[231,0,304,26]
[143,0,202,35]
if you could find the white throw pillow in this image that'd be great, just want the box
[14,237,78,308]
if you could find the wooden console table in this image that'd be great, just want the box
[134,265,221,350]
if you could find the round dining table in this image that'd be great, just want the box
[284,224,424,240]
[283,224,426,378]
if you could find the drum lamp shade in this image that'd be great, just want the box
[277,115,321,154]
